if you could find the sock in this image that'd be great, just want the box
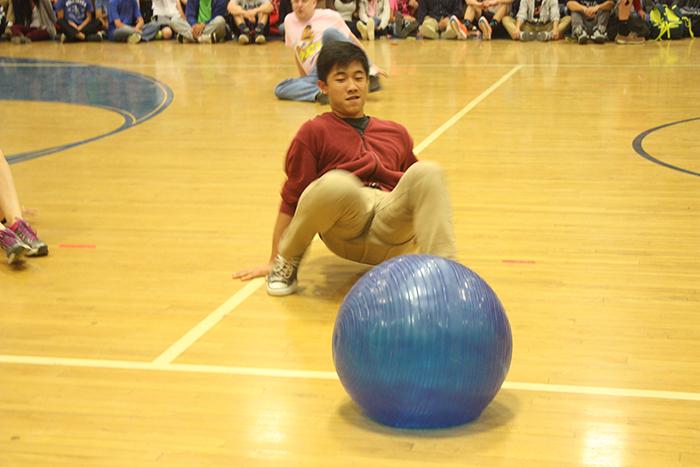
[618,20,630,36]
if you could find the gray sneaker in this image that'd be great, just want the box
[591,29,607,43]
[267,254,301,296]
[536,31,552,41]
[520,30,536,41]
[0,227,30,264]
[577,30,590,44]
[9,219,48,256]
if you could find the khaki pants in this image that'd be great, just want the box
[420,16,458,39]
[279,161,457,265]
[502,16,572,38]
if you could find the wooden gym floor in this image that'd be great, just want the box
[0,37,699,466]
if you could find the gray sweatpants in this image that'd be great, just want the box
[571,10,610,35]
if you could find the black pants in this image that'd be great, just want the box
[57,18,102,41]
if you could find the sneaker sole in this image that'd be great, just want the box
[25,244,48,257]
[267,281,298,296]
[616,39,644,44]
[255,35,266,44]
[449,20,467,40]
[478,19,492,40]
[7,245,29,264]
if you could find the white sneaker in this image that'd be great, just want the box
[127,33,141,44]
[266,254,301,296]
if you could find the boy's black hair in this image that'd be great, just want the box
[316,41,370,83]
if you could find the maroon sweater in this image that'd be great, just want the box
[279,112,418,215]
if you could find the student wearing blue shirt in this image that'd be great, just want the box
[108,0,144,42]
[56,0,103,41]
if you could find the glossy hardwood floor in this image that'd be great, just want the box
[1,36,699,466]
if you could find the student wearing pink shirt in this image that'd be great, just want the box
[274,0,384,103]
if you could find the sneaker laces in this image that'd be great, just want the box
[269,255,299,281]
[10,219,39,244]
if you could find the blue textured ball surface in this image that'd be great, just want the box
[332,255,512,428]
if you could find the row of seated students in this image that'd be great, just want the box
[0,0,648,46]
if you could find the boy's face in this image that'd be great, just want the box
[318,61,368,119]
[292,0,317,22]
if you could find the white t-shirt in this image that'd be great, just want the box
[152,0,181,18]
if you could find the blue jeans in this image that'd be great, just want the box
[274,28,358,102]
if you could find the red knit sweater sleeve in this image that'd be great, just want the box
[279,126,319,216]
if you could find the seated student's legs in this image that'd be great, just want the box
[463,5,483,30]
[277,170,377,262]
[112,25,141,42]
[594,9,610,34]
[141,16,174,41]
[418,16,440,39]
[278,163,457,266]
[274,69,321,102]
[170,16,196,42]
[57,18,82,41]
[369,161,456,261]
[201,15,227,41]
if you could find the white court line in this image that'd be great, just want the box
[148,67,523,364]
[152,277,265,364]
[1,354,699,402]
[413,65,522,155]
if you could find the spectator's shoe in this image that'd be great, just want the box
[177,33,185,43]
[9,219,48,257]
[592,29,607,43]
[238,31,250,44]
[577,30,589,44]
[0,227,30,265]
[255,28,266,44]
[127,32,141,44]
[315,91,329,105]
[520,30,536,41]
[615,32,644,44]
[536,30,552,41]
[267,254,301,296]
[199,33,214,43]
[398,20,418,38]
[418,21,439,39]
[367,19,375,40]
[11,34,30,44]
[478,16,492,40]
[394,12,404,36]
[369,74,381,93]
[357,20,368,40]
[87,31,104,41]
[449,15,468,39]
[155,29,163,40]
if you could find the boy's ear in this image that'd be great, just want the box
[317,79,328,95]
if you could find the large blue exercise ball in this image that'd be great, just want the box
[332,255,512,429]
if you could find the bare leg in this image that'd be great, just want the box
[0,150,23,225]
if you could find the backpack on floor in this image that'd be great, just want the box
[678,0,700,35]
[649,2,694,39]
